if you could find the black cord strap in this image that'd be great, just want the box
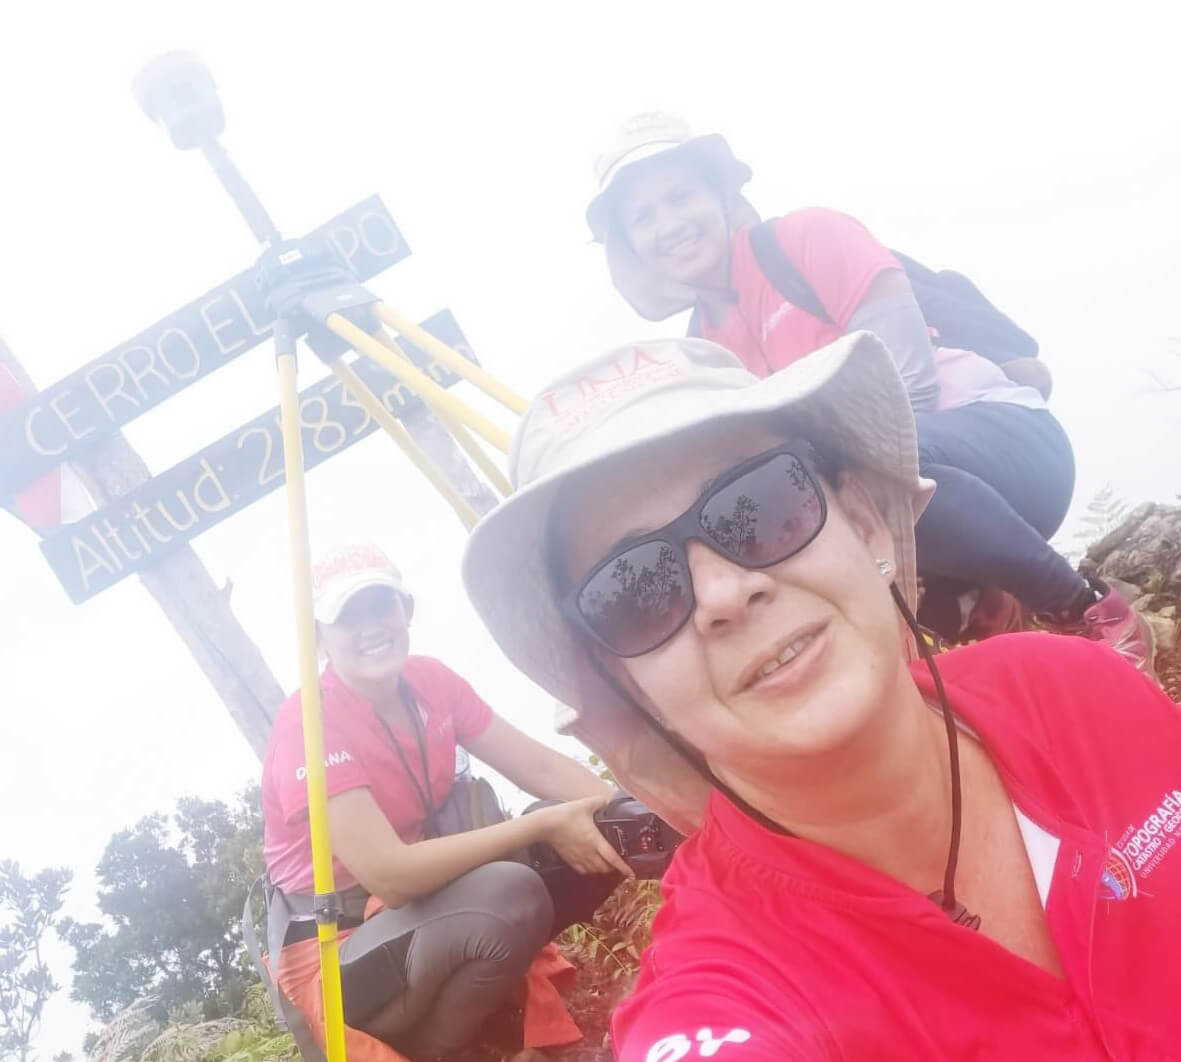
[373,678,438,835]
[891,583,980,930]
[587,587,980,931]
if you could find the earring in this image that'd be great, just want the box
[876,559,895,579]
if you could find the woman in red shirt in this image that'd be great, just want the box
[261,544,630,1060]
[463,334,1181,1060]
[581,113,1153,674]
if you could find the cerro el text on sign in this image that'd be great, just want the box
[39,311,475,604]
[0,195,408,496]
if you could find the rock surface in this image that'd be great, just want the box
[1081,502,1181,694]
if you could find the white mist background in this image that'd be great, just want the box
[1,1,1178,1052]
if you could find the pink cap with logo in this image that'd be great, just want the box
[311,544,411,624]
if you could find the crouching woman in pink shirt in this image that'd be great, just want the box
[462,333,1181,1060]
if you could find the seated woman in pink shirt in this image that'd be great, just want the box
[581,113,1152,673]
[462,334,1181,1061]
[261,545,629,1060]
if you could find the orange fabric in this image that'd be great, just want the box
[361,897,584,1050]
[276,933,410,1062]
[523,943,583,1048]
[277,937,584,1055]
[275,899,583,1056]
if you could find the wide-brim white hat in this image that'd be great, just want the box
[462,334,933,833]
[586,113,758,322]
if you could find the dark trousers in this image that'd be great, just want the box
[914,402,1085,615]
[338,826,618,1059]
[340,862,552,1059]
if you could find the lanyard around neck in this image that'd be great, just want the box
[373,678,437,834]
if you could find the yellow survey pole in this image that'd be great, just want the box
[375,304,528,414]
[373,329,513,498]
[330,359,480,529]
[275,329,349,1062]
[328,313,512,454]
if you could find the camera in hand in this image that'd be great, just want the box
[528,793,684,880]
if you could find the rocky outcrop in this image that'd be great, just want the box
[1082,502,1181,690]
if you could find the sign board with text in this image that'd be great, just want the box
[0,195,407,496]
[40,311,473,603]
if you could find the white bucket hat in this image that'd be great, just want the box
[586,113,760,322]
[462,334,933,834]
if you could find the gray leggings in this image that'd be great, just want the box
[339,861,552,1060]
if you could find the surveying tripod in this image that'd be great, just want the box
[135,53,525,1061]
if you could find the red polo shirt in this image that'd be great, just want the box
[262,656,493,893]
[613,634,1181,1061]
[699,207,899,378]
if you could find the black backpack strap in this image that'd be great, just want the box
[749,219,1039,366]
[242,875,327,1062]
[748,220,834,325]
[890,250,1039,364]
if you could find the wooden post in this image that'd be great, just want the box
[1,335,281,756]
[400,405,501,519]
[1,337,503,757]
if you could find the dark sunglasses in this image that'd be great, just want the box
[335,585,410,627]
[562,443,829,657]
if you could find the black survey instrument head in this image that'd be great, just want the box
[132,52,225,150]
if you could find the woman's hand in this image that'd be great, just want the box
[537,795,635,878]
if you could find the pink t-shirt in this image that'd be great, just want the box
[699,207,900,377]
[612,634,1181,1060]
[261,655,494,893]
[700,208,1048,413]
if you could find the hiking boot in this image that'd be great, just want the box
[962,586,1027,642]
[1042,578,1157,678]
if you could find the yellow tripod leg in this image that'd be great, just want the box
[330,359,479,529]
[327,314,512,454]
[276,337,349,1062]
[373,329,513,498]
[374,303,528,415]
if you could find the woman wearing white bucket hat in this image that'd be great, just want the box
[463,334,1181,1060]
[584,113,1155,676]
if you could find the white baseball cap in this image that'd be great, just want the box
[462,333,933,832]
[311,544,412,624]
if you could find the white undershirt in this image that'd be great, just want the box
[1013,804,1060,910]
[934,346,1048,411]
